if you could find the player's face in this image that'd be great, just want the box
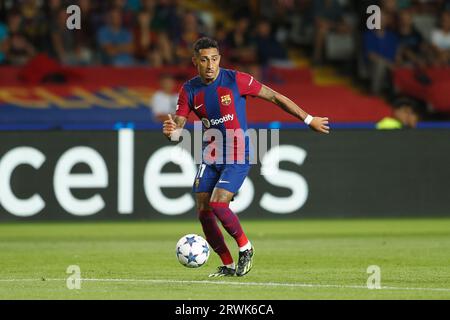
[193,48,221,83]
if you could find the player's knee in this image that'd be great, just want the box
[195,193,212,212]
[196,201,212,212]
[209,202,229,210]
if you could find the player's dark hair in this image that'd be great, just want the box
[193,37,219,55]
[392,97,418,111]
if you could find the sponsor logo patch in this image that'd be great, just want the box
[201,118,211,128]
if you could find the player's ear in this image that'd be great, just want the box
[191,56,197,67]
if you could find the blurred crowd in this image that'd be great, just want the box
[0,0,292,68]
[358,0,450,97]
[241,0,450,96]
[0,1,449,71]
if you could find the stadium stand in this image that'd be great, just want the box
[1,0,450,128]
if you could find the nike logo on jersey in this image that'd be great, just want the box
[218,180,230,184]
[195,104,203,110]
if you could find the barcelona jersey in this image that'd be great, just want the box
[176,68,262,193]
[176,68,262,164]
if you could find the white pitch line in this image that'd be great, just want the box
[0,278,450,293]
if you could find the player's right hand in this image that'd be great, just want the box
[163,114,176,139]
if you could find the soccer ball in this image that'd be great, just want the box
[176,234,210,268]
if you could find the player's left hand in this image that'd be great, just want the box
[310,117,330,134]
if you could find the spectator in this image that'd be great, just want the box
[112,0,135,29]
[214,21,228,48]
[376,97,421,129]
[312,0,351,65]
[133,10,173,66]
[213,22,231,65]
[20,0,49,52]
[431,11,450,65]
[396,9,433,67]
[50,8,93,65]
[134,10,160,65]
[174,11,202,64]
[226,17,256,65]
[265,0,296,44]
[150,74,178,122]
[97,8,135,66]
[254,20,289,67]
[4,13,36,65]
[0,21,7,64]
[75,0,96,65]
[151,0,181,41]
[45,0,62,23]
[381,0,398,16]
[363,13,399,95]
[79,0,104,35]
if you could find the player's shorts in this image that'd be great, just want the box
[193,162,251,194]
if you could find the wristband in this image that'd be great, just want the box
[304,115,314,126]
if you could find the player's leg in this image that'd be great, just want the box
[193,164,235,277]
[209,164,254,277]
[195,192,235,277]
[209,188,249,251]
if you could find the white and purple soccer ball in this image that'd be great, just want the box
[176,234,210,268]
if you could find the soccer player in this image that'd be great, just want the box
[162,37,329,277]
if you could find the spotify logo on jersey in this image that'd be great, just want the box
[201,114,235,128]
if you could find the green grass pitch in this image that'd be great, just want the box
[0,218,449,300]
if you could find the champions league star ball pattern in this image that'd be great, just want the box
[176,234,210,268]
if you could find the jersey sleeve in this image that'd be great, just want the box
[175,85,191,117]
[236,71,263,97]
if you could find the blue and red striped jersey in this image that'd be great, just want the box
[176,68,263,163]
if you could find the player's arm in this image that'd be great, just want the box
[257,84,330,134]
[162,114,187,141]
